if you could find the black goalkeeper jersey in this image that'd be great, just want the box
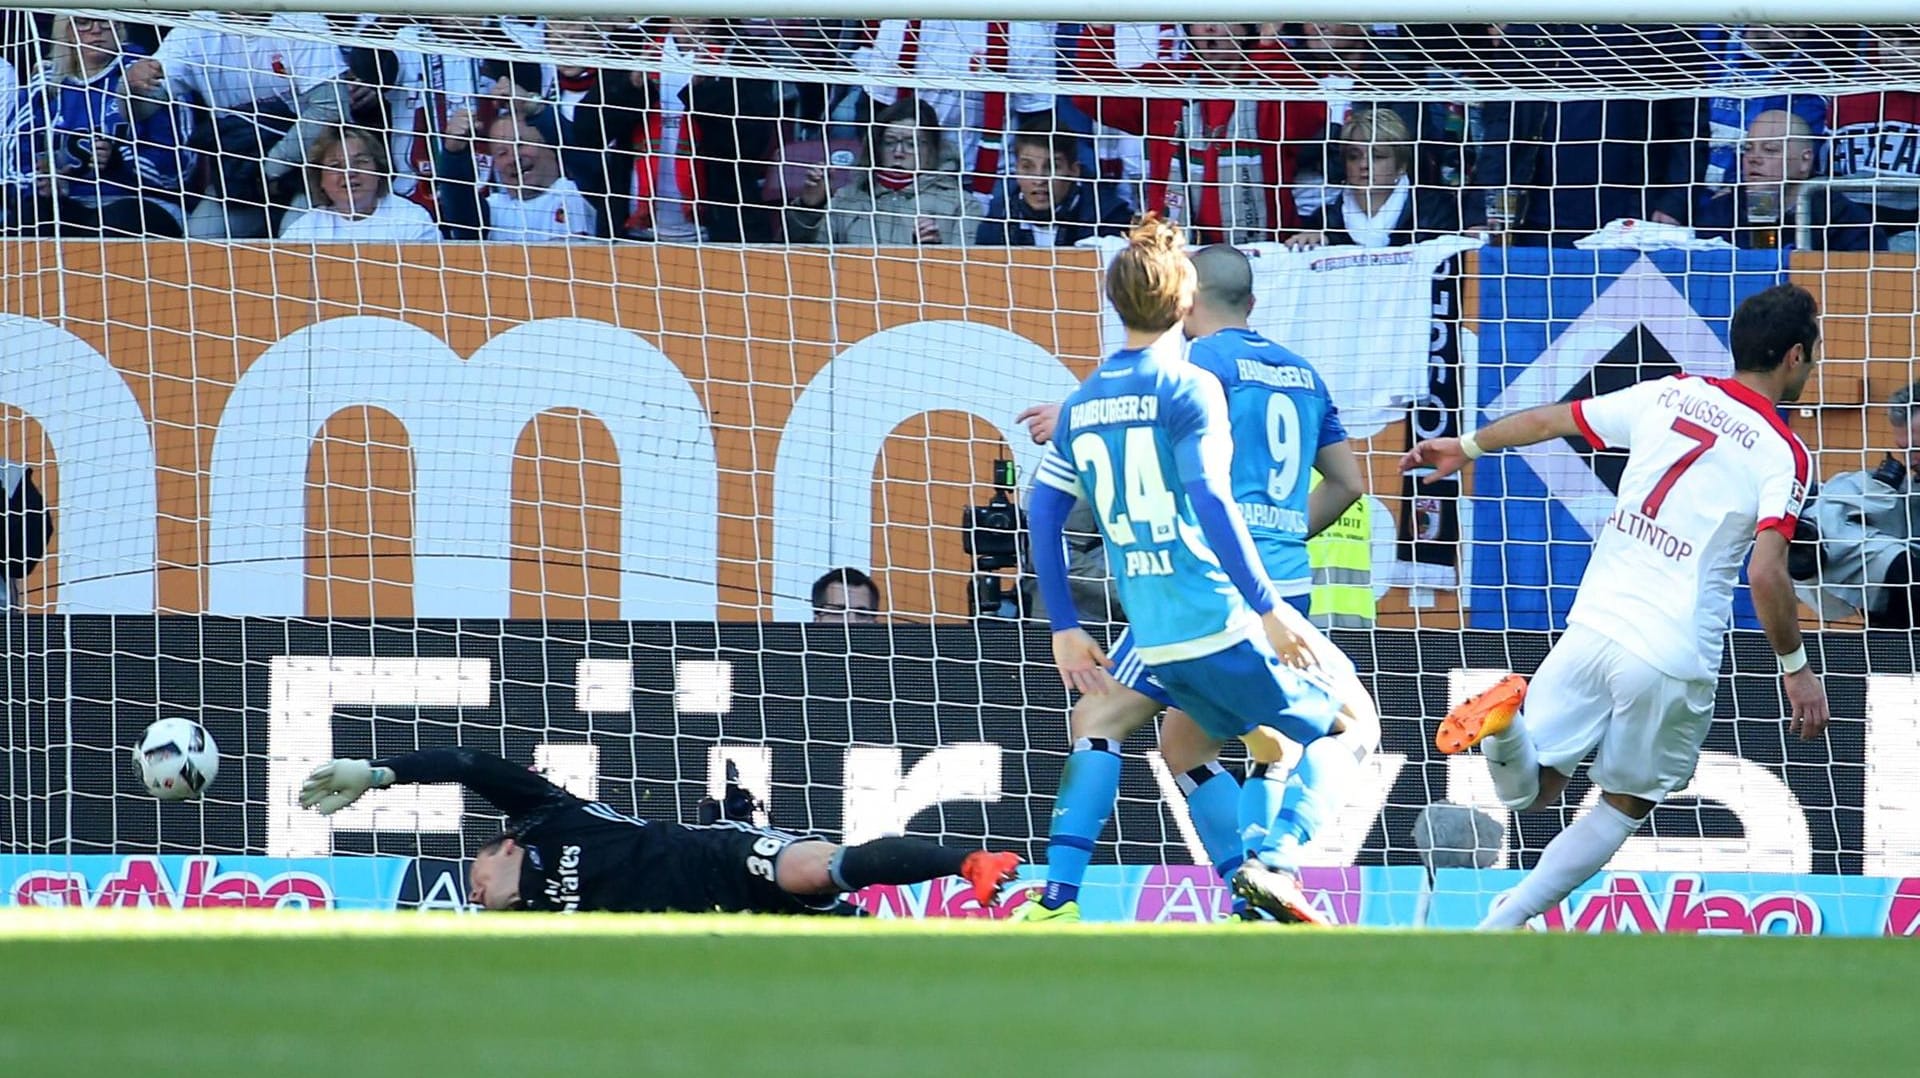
[374,748,830,914]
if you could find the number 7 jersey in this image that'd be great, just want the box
[1033,340,1262,663]
[1567,374,1810,681]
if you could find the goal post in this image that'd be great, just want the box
[2,11,1919,930]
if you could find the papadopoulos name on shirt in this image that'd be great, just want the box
[1658,386,1761,449]
[1604,508,1697,561]
[1070,394,1159,429]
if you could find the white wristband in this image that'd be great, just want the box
[1778,646,1808,675]
[1459,431,1486,460]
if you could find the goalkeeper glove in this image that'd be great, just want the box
[299,759,395,815]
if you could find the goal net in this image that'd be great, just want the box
[3,11,1919,930]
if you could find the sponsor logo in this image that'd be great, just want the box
[542,844,583,913]
[1882,877,1920,936]
[851,876,1008,920]
[1542,874,1821,935]
[10,856,331,909]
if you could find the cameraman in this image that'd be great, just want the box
[1802,382,1920,627]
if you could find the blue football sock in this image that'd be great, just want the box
[1043,737,1123,908]
[1176,762,1243,880]
[1257,734,1362,872]
[1237,761,1289,864]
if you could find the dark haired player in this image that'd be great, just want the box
[1405,282,1830,929]
[300,749,1019,914]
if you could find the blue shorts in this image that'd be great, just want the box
[1148,633,1345,744]
[1109,594,1314,714]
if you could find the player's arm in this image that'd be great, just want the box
[1399,401,1583,483]
[1029,438,1115,695]
[1750,529,1829,739]
[1307,441,1364,537]
[1172,385,1282,614]
[299,748,576,818]
[1750,439,1830,740]
[1404,379,1663,483]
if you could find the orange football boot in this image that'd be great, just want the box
[959,851,1022,907]
[1435,673,1528,755]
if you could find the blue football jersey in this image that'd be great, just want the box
[1186,328,1347,596]
[1032,339,1258,663]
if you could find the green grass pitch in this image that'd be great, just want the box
[0,912,1910,1078]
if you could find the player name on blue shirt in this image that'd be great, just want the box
[1068,394,1159,428]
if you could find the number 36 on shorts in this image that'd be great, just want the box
[746,835,784,880]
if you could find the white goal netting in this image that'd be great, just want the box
[3,12,1919,930]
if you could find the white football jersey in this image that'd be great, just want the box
[1566,374,1809,681]
[277,195,442,243]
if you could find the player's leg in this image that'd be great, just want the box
[1443,627,1617,812]
[1478,645,1716,930]
[777,837,1022,909]
[1245,610,1380,874]
[1156,710,1239,879]
[1160,595,1311,882]
[1152,630,1378,923]
[1024,628,1167,918]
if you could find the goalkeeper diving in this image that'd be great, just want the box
[300,749,1020,914]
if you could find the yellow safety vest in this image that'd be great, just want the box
[1307,471,1375,627]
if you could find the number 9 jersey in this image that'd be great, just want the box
[1187,327,1347,599]
[1033,339,1263,664]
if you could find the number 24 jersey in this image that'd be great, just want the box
[1034,340,1258,664]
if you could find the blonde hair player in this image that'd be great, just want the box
[1012,239,1377,922]
[1024,216,1378,924]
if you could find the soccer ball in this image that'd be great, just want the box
[134,717,219,801]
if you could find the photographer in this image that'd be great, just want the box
[1801,382,1920,627]
[1010,405,1124,626]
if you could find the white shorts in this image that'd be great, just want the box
[1525,623,1718,802]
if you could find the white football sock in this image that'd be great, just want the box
[1479,710,1540,810]
[1479,800,1643,930]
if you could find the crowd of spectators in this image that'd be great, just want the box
[0,15,1916,252]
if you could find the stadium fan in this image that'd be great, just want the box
[1406,282,1830,930]
[973,116,1132,247]
[1693,109,1885,252]
[615,18,784,243]
[787,98,979,245]
[299,747,1020,914]
[1695,26,1831,191]
[1070,23,1324,242]
[1012,242,1372,921]
[276,127,441,242]
[848,19,1057,207]
[1284,106,1460,249]
[126,12,353,239]
[1464,24,1700,242]
[435,112,598,242]
[7,14,194,238]
[1025,217,1377,923]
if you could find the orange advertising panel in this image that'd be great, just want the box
[1788,253,1920,487]
[4,242,1432,623]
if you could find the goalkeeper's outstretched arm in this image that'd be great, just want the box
[300,748,574,818]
